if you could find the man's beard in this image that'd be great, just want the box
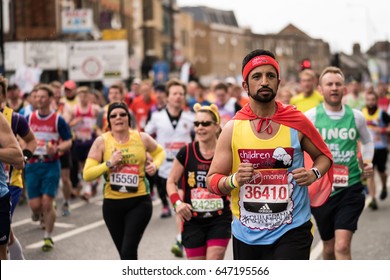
[66,95,76,101]
[248,87,276,103]
[367,105,377,114]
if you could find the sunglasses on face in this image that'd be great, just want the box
[194,121,215,127]
[109,113,128,119]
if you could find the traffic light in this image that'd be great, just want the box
[300,59,311,71]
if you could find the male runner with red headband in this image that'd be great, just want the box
[206,49,333,260]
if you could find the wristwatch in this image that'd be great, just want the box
[311,167,321,180]
[106,160,112,168]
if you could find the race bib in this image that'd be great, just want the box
[190,187,223,212]
[242,169,290,214]
[333,164,349,188]
[110,164,139,193]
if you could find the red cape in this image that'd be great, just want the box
[233,101,333,207]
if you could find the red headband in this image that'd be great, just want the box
[242,55,280,81]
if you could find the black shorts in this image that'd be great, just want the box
[373,148,388,173]
[73,139,94,163]
[59,151,71,169]
[232,220,313,260]
[0,192,11,245]
[182,211,232,249]
[311,183,365,241]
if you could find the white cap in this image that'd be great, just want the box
[225,76,236,85]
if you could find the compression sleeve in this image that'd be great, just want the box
[354,110,375,161]
[83,158,109,181]
[361,141,374,162]
[150,144,165,169]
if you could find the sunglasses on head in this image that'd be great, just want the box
[194,121,215,127]
[109,112,128,119]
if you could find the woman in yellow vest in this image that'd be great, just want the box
[83,102,165,260]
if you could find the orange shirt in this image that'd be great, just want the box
[130,95,157,131]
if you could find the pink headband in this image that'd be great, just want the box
[242,55,280,81]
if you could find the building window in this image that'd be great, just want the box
[144,27,155,50]
[143,0,154,21]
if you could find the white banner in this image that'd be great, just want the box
[25,42,67,70]
[68,40,129,82]
[4,42,25,71]
[69,55,104,81]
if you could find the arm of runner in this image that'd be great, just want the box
[295,133,332,186]
[0,113,24,169]
[140,132,165,176]
[56,117,73,153]
[21,130,37,161]
[206,120,249,195]
[354,109,374,176]
[83,136,111,181]
[167,158,193,222]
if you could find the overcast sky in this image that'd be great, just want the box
[177,0,390,54]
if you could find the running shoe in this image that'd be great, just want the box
[160,206,172,218]
[42,238,54,252]
[380,189,387,201]
[368,199,378,210]
[62,202,71,216]
[171,240,184,258]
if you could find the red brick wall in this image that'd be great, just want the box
[14,0,58,40]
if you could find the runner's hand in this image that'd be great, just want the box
[175,202,193,222]
[145,160,157,176]
[291,167,316,186]
[110,148,122,166]
[235,162,254,186]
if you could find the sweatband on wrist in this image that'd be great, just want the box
[169,193,181,207]
[209,174,225,195]
[381,127,387,134]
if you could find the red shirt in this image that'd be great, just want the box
[130,95,157,131]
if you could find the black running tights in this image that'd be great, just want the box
[103,195,152,260]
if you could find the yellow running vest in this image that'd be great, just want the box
[102,130,148,199]
[231,120,295,222]
[3,106,23,188]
